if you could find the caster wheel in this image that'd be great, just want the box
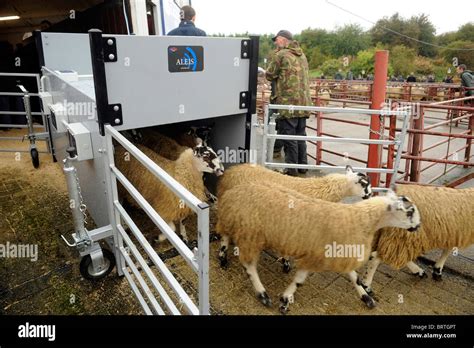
[80,249,116,280]
[31,148,39,168]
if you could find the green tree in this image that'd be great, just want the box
[456,23,474,42]
[331,24,371,57]
[390,45,416,76]
[441,41,474,69]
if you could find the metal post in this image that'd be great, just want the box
[367,50,389,187]
[197,204,210,315]
[410,107,424,182]
[464,114,474,168]
[103,129,125,276]
[262,104,270,165]
[63,152,89,243]
[386,114,397,187]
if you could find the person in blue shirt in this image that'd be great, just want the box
[167,5,206,36]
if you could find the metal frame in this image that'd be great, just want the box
[0,73,52,162]
[262,104,411,191]
[103,125,210,315]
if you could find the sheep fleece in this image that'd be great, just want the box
[217,183,391,273]
[374,185,474,269]
[115,144,206,223]
[217,163,351,201]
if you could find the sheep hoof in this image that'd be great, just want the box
[282,261,292,274]
[219,256,228,269]
[418,270,428,279]
[432,268,443,281]
[361,294,376,309]
[258,292,272,307]
[279,297,289,314]
[357,278,374,296]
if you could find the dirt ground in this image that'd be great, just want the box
[1,127,473,315]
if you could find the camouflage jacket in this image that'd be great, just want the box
[265,41,312,118]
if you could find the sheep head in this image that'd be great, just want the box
[345,165,373,200]
[192,142,224,176]
[380,189,421,232]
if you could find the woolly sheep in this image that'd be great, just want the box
[139,129,189,160]
[217,164,373,271]
[115,143,224,244]
[216,183,421,313]
[360,185,474,294]
[217,163,372,201]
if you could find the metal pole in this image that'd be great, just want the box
[367,50,389,187]
[197,205,210,315]
[262,104,270,165]
[63,153,89,242]
[464,114,474,169]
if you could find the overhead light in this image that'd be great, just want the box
[0,15,20,21]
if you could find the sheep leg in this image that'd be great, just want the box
[279,269,309,315]
[179,219,190,245]
[242,258,272,307]
[219,235,230,269]
[359,251,380,296]
[433,249,450,281]
[278,257,292,274]
[348,271,376,309]
[156,222,176,243]
[406,261,427,278]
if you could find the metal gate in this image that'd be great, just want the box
[261,104,411,191]
[0,72,52,167]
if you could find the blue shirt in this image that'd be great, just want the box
[167,21,206,36]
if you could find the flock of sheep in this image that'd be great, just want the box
[115,128,474,315]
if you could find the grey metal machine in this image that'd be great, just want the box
[36,30,259,314]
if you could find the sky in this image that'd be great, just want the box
[191,0,473,36]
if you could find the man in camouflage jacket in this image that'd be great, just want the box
[265,30,312,176]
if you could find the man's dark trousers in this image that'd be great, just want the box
[278,117,308,171]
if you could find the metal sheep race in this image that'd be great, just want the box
[14,30,412,315]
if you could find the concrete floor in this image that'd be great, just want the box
[0,112,473,315]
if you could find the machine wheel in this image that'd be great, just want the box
[31,148,39,168]
[80,248,116,280]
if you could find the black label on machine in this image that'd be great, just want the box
[168,46,204,73]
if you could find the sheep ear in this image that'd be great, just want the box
[345,165,354,174]
[195,137,203,146]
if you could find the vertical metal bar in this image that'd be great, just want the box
[262,104,269,165]
[390,111,410,187]
[197,204,210,315]
[103,130,125,276]
[464,114,474,169]
[63,158,88,242]
[410,107,424,182]
[367,50,389,187]
[316,110,322,165]
[386,114,397,187]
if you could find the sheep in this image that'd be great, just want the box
[216,183,421,313]
[139,129,189,160]
[217,164,372,201]
[217,164,373,271]
[115,142,224,244]
[360,185,474,294]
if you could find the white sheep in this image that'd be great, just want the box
[217,164,373,271]
[216,183,421,313]
[115,142,224,244]
[139,129,189,160]
[360,184,474,294]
